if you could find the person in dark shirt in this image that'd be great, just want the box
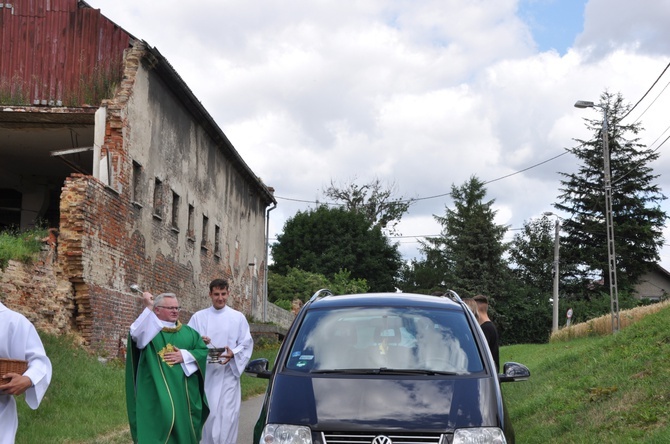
[473,294,499,373]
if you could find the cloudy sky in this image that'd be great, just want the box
[87,0,670,269]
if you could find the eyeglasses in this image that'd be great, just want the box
[156,306,182,312]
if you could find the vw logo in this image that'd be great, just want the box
[371,436,393,444]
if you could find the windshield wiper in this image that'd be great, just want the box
[310,369,371,374]
[374,368,459,376]
[311,368,459,376]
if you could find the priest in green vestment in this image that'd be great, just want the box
[126,291,209,444]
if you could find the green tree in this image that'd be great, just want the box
[270,206,402,292]
[555,91,667,295]
[268,268,330,304]
[396,257,448,295]
[323,177,413,235]
[500,217,558,343]
[508,216,555,294]
[329,269,370,295]
[268,268,369,308]
[494,277,553,344]
[420,176,508,297]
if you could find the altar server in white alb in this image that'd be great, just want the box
[188,279,254,444]
[0,301,52,444]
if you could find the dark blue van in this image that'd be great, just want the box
[245,291,530,444]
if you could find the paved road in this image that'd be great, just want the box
[239,394,265,443]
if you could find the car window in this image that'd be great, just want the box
[285,306,484,374]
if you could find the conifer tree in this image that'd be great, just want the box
[421,176,508,297]
[555,92,667,293]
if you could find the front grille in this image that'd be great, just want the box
[321,431,447,444]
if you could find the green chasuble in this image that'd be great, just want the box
[126,321,210,444]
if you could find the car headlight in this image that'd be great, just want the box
[260,424,312,444]
[453,427,507,444]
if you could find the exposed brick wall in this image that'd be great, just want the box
[58,172,266,355]
[59,175,91,339]
[87,284,141,358]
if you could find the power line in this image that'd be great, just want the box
[275,149,570,206]
[483,151,569,185]
[631,81,670,124]
[609,61,670,185]
[619,60,670,123]
[275,60,670,209]
[610,124,670,187]
[273,61,670,253]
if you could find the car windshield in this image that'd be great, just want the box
[285,306,484,374]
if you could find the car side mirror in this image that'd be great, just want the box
[498,362,531,383]
[245,358,272,379]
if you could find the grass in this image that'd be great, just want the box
[0,227,48,270]
[0,75,28,105]
[15,303,670,443]
[14,335,278,444]
[15,334,128,444]
[502,302,670,443]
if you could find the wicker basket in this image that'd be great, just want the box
[0,359,28,384]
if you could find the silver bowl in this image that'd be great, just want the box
[207,347,228,363]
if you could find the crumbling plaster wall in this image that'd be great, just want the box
[122,45,269,312]
[57,43,270,355]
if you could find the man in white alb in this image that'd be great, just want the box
[0,301,52,444]
[188,279,254,444]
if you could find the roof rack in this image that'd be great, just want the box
[308,288,334,303]
[427,290,462,302]
[444,289,463,302]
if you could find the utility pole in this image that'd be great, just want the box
[552,217,560,332]
[544,212,560,332]
[600,106,620,333]
[575,100,620,333]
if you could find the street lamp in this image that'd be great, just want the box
[543,212,560,332]
[574,99,620,333]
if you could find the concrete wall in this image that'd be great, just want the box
[265,302,296,331]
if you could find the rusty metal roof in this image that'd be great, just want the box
[0,0,133,106]
[0,1,276,205]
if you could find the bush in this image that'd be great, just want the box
[268,267,369,304]
[274,299,292,311]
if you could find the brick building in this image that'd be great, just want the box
[0,0,278,355]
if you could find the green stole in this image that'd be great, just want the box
[126,321,209,444]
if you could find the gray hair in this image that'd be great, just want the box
[154,292,177,308]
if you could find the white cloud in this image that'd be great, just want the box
[577,0,670,57]
[88,0,670,270]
